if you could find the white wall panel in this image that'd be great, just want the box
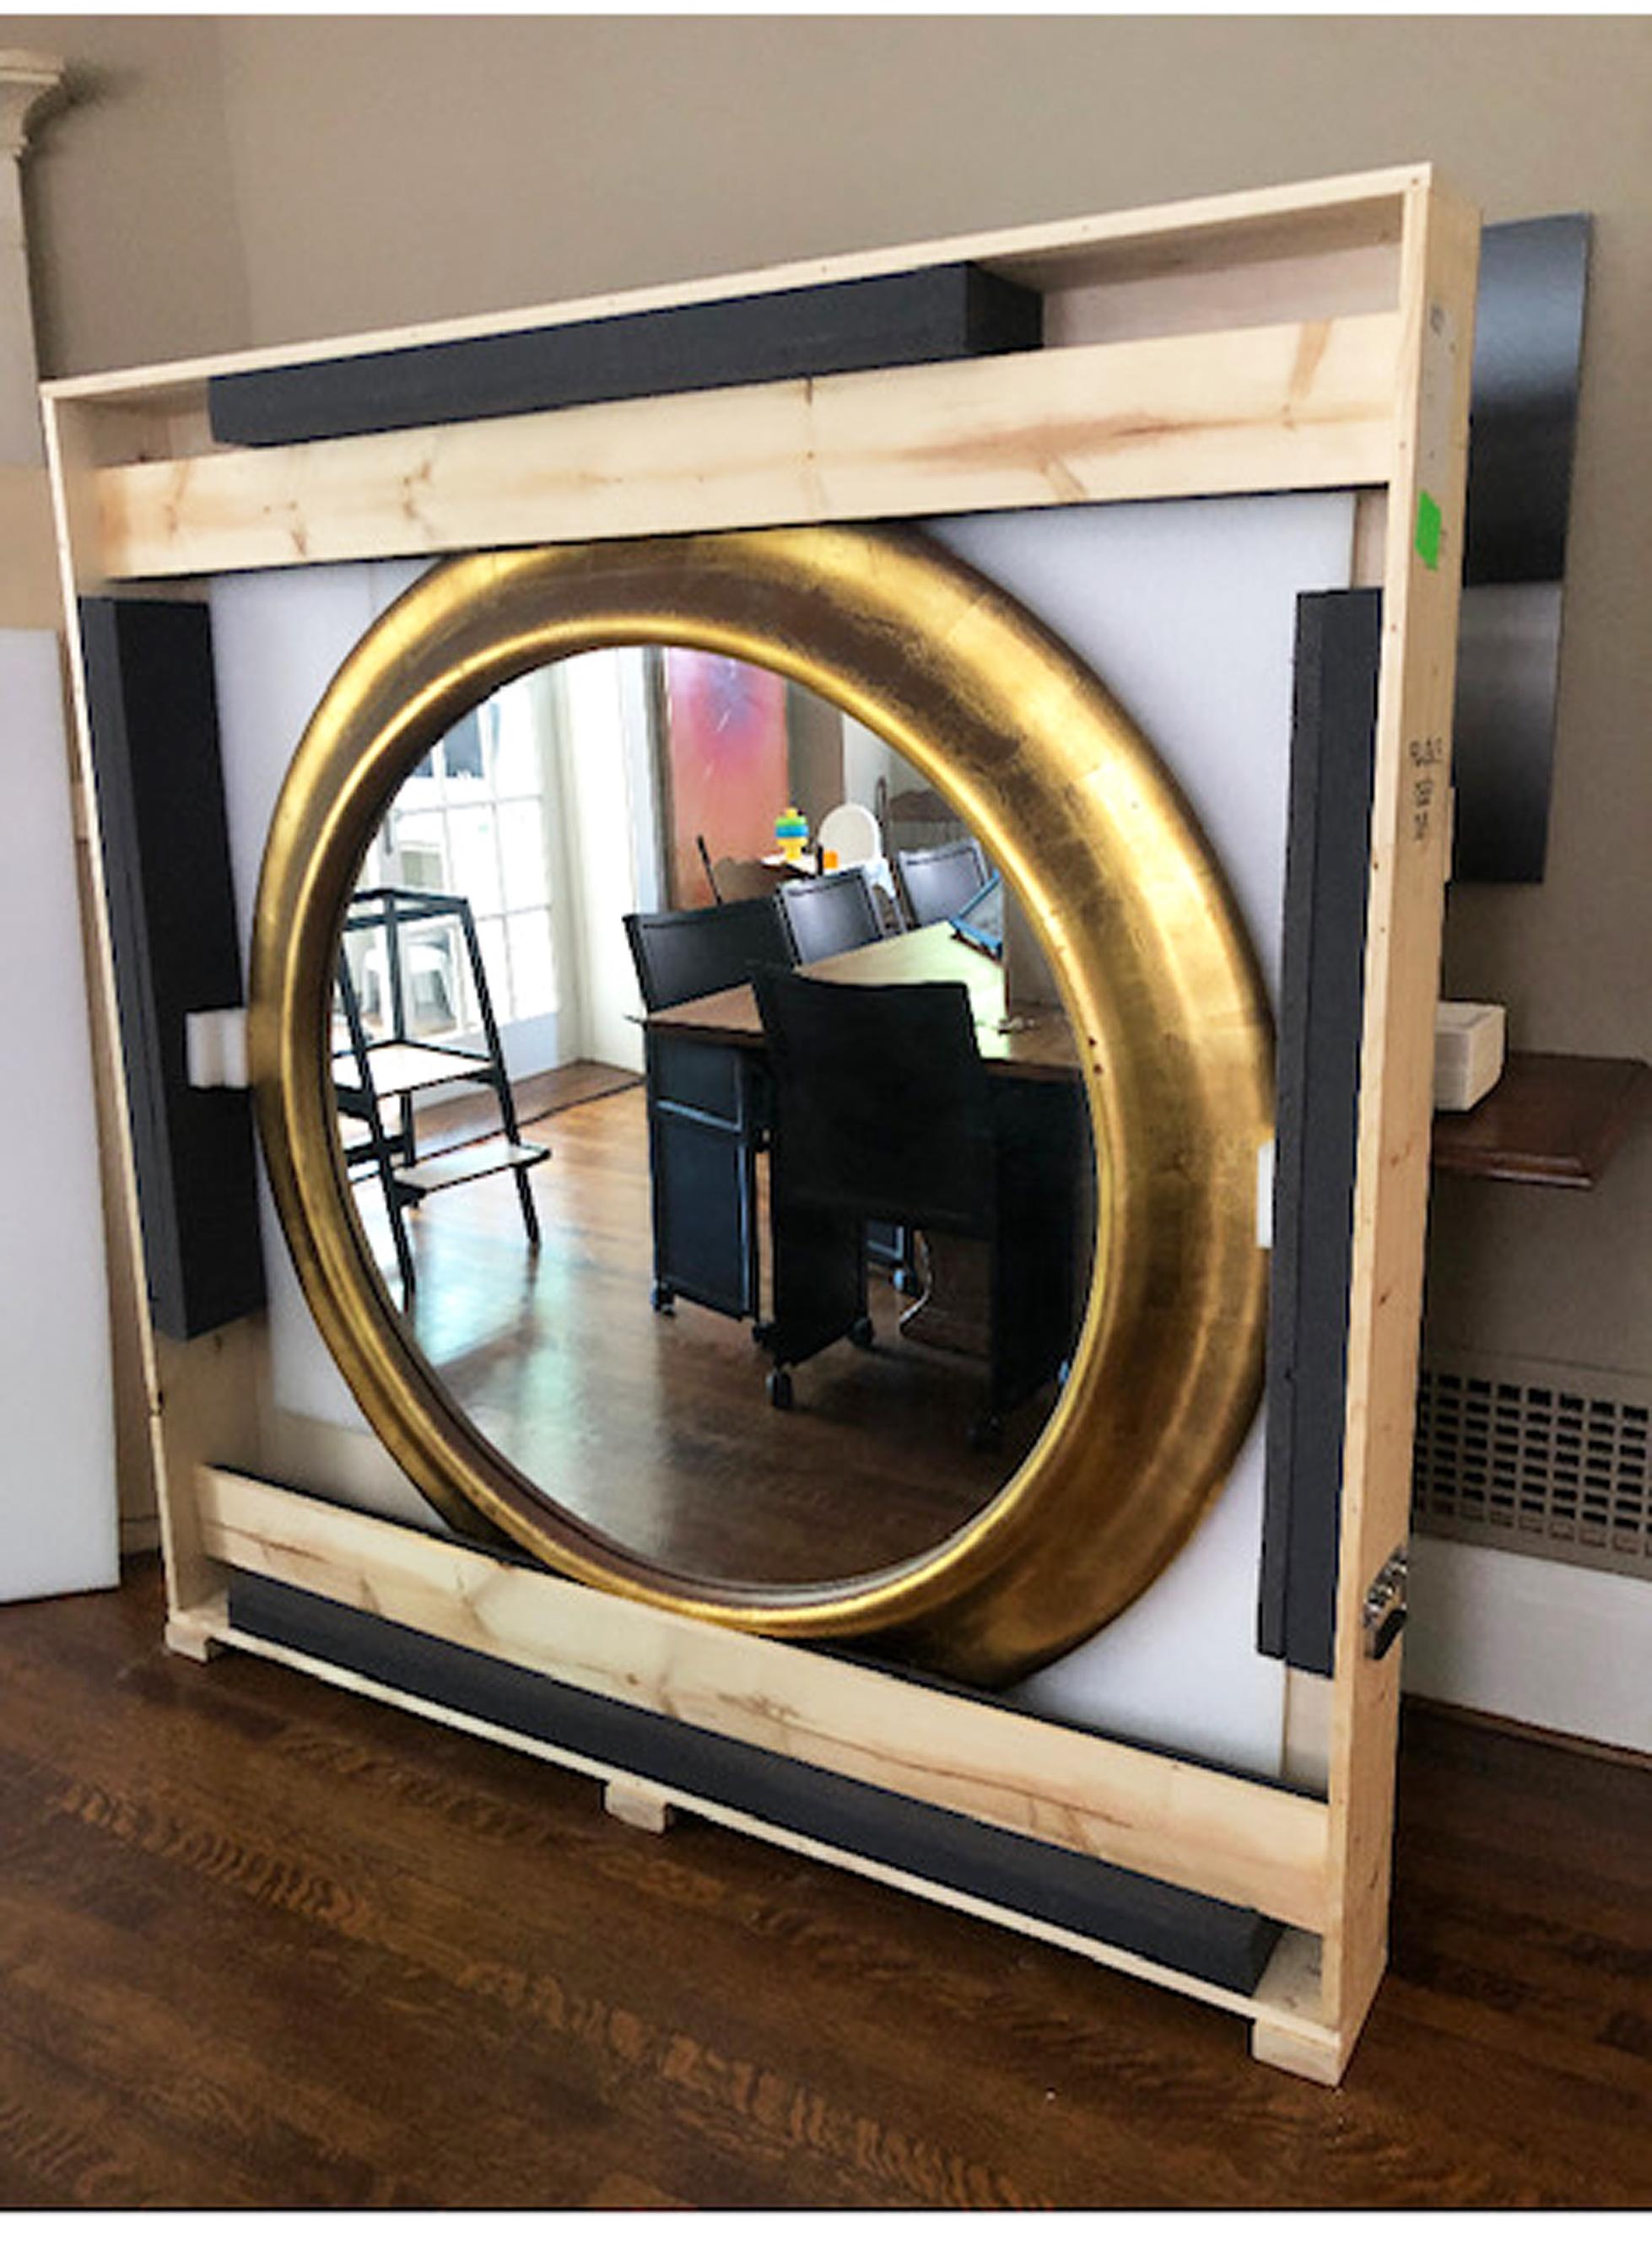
[1405,1535,1652,1756]
[0,630,117,1598]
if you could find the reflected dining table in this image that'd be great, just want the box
[649,920,1078,1077]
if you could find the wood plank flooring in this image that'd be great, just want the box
[357,1086,1061,1585]
[0,1566,1646,2210]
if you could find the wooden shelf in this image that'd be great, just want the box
[1431,1052,1650,1189]
[394,1136,548,1197]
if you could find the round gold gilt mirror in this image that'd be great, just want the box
[250,525,1271,1684]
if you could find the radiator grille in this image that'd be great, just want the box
[1413,1353,1652,1580]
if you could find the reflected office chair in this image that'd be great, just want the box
[775,865,884,964]
[624,895,795,1325]
[895,838,991,930]
[751,968,1077,1443]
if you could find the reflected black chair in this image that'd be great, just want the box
[774,864,914,1285]
[624,896,794,1324]
[624,894,792,1012]
[775,866,884,964]
[895,838,991,930]
[751,969,1080,1442]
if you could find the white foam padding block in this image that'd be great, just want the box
[1434,999,1505,1112]
[186,1006,251,1091]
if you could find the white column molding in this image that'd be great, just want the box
[0,51,63,467]
[0,50,64,160]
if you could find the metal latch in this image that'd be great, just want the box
[1362,1547,1409,1660]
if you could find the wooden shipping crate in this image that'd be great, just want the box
[44,165,1479,2084]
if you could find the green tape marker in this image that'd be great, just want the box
[1415,489,1443,570]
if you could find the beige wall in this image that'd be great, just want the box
[10,15,246,371]
[7,12,1649,1377]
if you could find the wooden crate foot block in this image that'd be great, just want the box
[164,1594,229,1664]
[604,1779,678,1834]
[225,1568,1282,1996]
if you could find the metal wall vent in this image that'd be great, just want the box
[1413,1350,1652,1580]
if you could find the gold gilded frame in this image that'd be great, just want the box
[251,522,1271,1683]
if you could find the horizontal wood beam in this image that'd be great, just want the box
[95,313,1401,580]
[197,1470,1331,1932]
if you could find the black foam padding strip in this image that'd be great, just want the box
[209,263,1043,448]
[81,598,266,1340]
[1258,589,1381,1676]
[1452,214,1590,885]
[229,1569,1282,1996]
[1464,214,1590,589]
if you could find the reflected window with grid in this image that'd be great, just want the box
[356,682,559,1039]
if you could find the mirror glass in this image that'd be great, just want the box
[330,647,1094,1589]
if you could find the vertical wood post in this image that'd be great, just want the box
[1305,174,1481,2076]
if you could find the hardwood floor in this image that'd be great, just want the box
[0,1565,1646,2209]
[355,1085,1061,1585]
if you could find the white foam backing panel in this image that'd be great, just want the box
[0,630,118,1598]
[215,495,1355,1773]
[212,560,429,1441]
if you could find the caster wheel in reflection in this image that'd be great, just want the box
[651,1281,676,1314]
[767,1368,795,1411]
[849,1316,875,1351]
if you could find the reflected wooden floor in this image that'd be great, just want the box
[356,1087,1059,1586]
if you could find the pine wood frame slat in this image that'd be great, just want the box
[1307,177,1480,2076]
[41,165,1478,2084]
[91,314,1401,580]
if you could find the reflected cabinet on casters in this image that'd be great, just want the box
[45,165,1480,2084]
